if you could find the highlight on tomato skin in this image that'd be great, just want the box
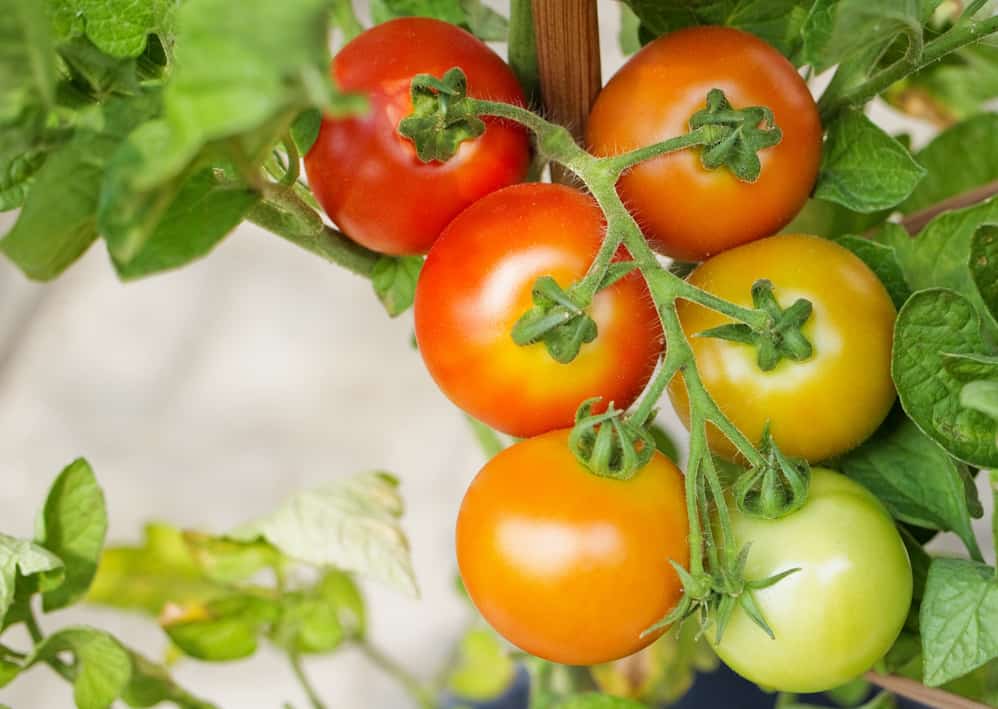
[586,25,823,262]
[669,233,898,463]
[304,17,531,256]
[711,468,913,693]
[455,429,690,666]
[414,182,664,438]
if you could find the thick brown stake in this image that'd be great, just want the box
[531,0,602,184]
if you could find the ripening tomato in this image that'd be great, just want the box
[713,468,912,692]
[304,18,530,255]
[457,429,690,665]
[669,234,896,462]
[414,183,663,438]
[586,26,822,261]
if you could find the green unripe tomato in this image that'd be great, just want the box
[712,468,912,693]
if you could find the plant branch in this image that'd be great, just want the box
[820,14,998,120]
[865,672,992,709]
[360,641,435,709]
[288,653,327,709]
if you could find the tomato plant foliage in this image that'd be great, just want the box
[2,0,998,708]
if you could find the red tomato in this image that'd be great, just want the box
[457,429,690,665]
[414,183,663,438]
[304,18,531,255]
[586,26,822,261]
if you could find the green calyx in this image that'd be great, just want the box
[398,68,484,163]
[567,398,655,480]
[699,279,814,371]
[733,426,811,520]
[511,276,598,364]
[689,89,782,182]
[646,546,799,644]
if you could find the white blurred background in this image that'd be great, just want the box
[0,2,992,707]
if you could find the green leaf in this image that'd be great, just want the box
[962,381,998,423]
[290,108,322,155]
[36,458,107,611]
[163,594,277,661]
[30,627,132,709]
[0,0,58,112]
[46,0,170,58]
[833,233,911,308]
[270,571,365,655]
[800,0,922,73]
[971,225,998,322]
[507,0,539,103]
[837,414,982,560]
[649,423,679,463]
[901,114,998,213]
[136,0,363,190]
[56,36,141,98]
[459,0,509,42]
[921,558,998,687]
[623,1,814,58]
[87,523,227,615]
[372,255,423,317]
[892,289,998,468]
[104,163,259,280]
[231,471,419,598]
[815,110,925,213]
[886,196,998,334]
[1,92,159,280]
[782,197,890,239]
[121,650,220,709]
[0,533,64,623]
[181,532,282,584]
[370,0,509,41]
[0,657,20,688]
[446,628,515,700]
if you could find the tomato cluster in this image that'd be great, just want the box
[307,18,912,692]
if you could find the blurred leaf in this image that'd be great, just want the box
[618,3,642,55]
[88,523,227,615]
[648,424,679,464]
[782,198,889,239]
[447,628,515,700]
[623,0,814,58]
[0,0,58,112]
[231,471,419,597]
[800,0,922,73]
[370,0,508,41]
[0,92,159,280]
[46,0,175,58]
[30,627,131,709]
[121,650,221,708]
[971,224,998,322]
[182,531,282,584]
[291,108,322,155]
[162,594,278,661]
[901,113,998,213]
[270,571,365,654]
[37,458,107,611]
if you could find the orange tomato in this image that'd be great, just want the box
[456,430,689,665]
[414,183,662,438]
[586,26,822,261]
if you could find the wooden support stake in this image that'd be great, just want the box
[531,0,602,184]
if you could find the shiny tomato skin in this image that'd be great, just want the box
[414,183,663,438]
[713,468,912,693]
[456,429,690,666]
[586,26,822,261]
[304,18,530,255]
[669,234,897,462]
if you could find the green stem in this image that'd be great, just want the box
[24,607,75,683]
[360,642,435,709]
[289,653,327,709]
[602,126,715,174]
[249,188,380,277]
[280,135,301,187]
[819,13,998,120]
[508,0,540,104]
[465,416,506,459]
